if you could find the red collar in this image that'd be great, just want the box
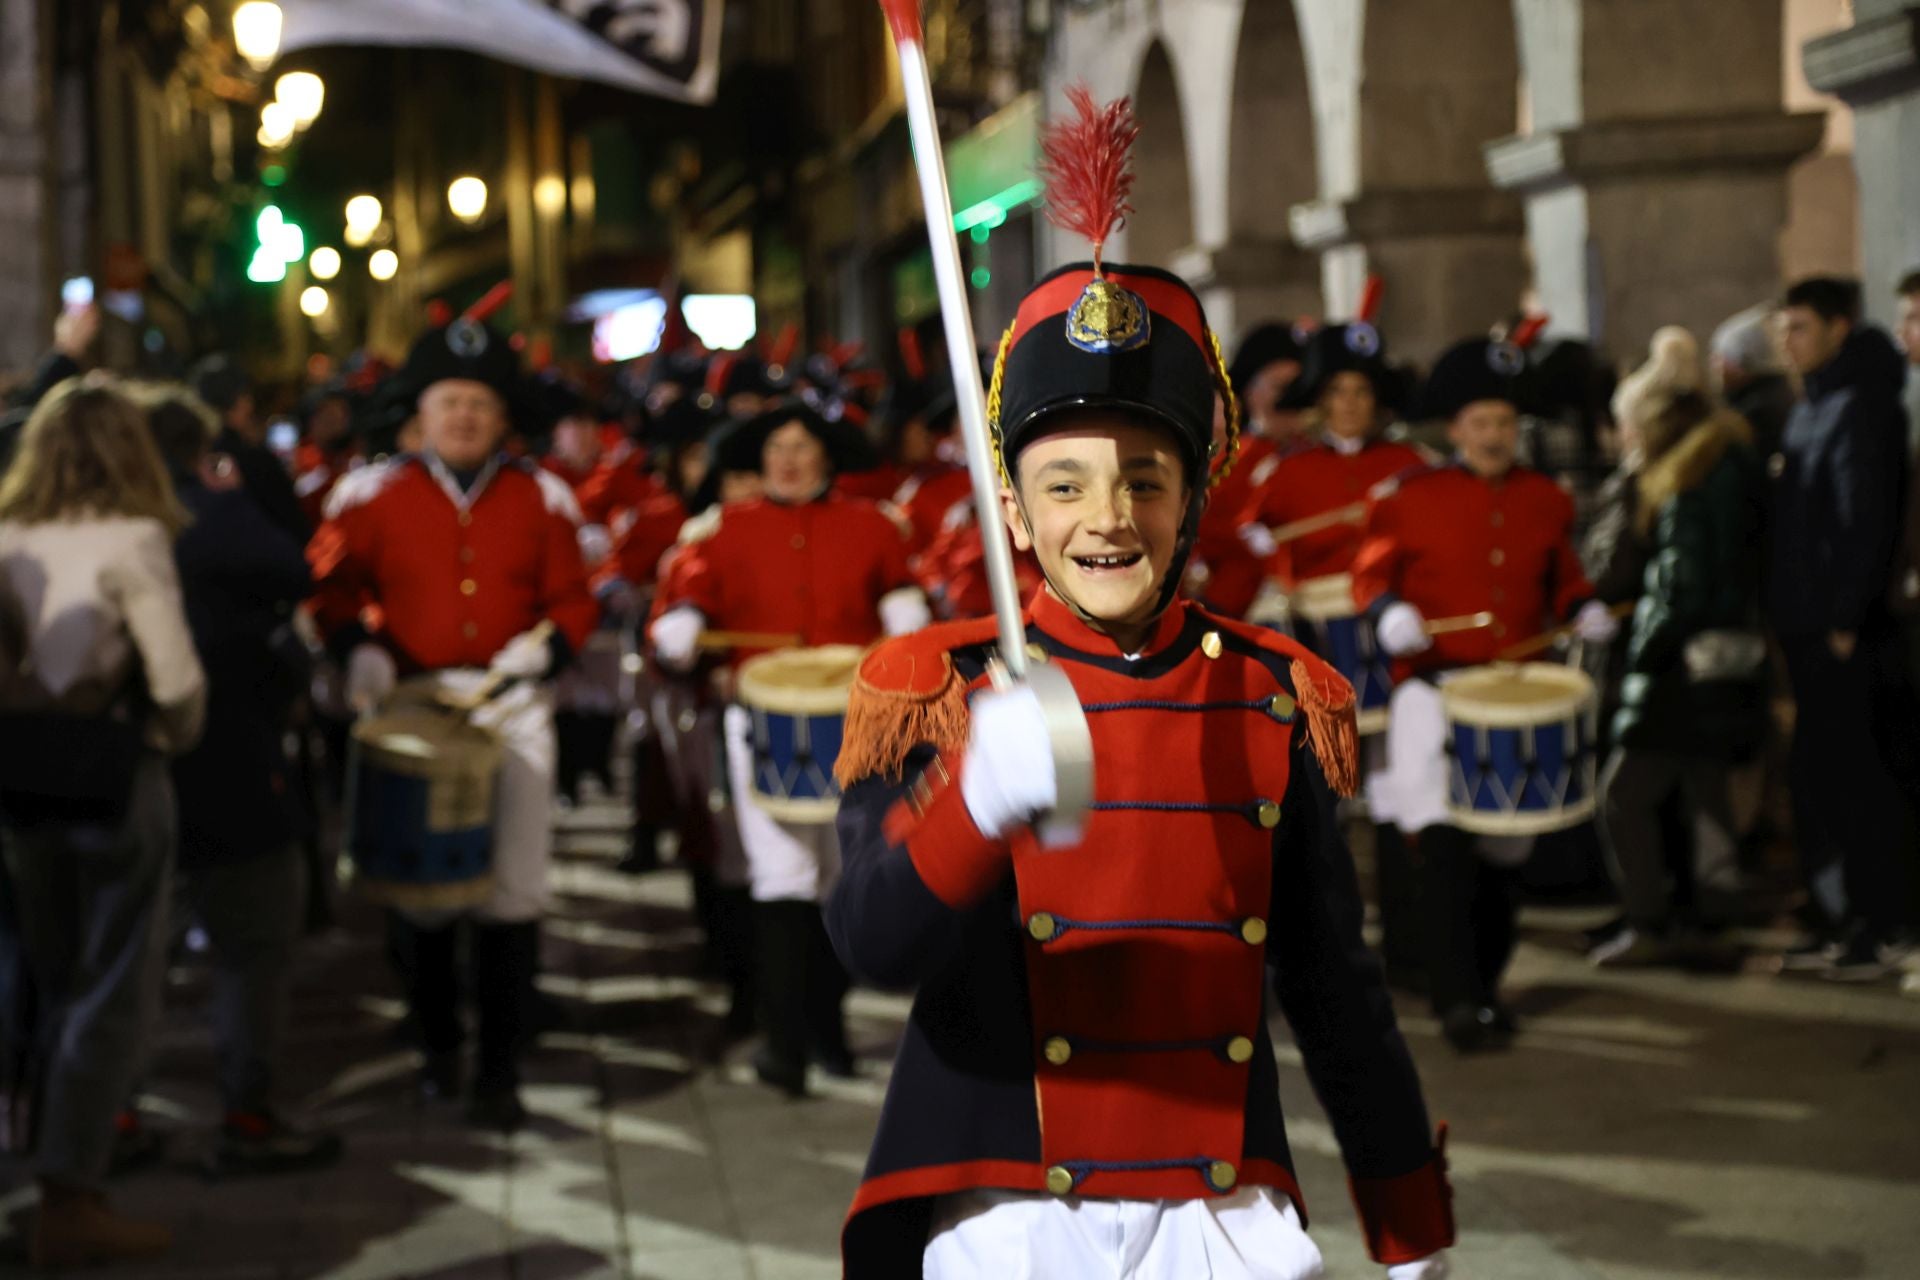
[1027,587,1189,660]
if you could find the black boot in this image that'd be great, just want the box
[804,907,854,1078]
[470,921,538,1130]
[751,901,812,1098]
[716,885,758,1042]
[404,917,465,1101]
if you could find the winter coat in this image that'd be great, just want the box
[1615,411,1766,755]
[167,472,313,866]
[1727,372,1796,462]
[1766,327,1911,638]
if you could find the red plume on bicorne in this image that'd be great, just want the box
[464,280,515,324]
[1509,313,1550,350]
[1355,275,1385,325]
[1039,84,1139,278]
[767,323,801,372]
[898,327,927,382]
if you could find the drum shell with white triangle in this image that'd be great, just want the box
[1441,662,1597,836]
[735,646,862,823]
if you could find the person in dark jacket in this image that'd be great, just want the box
[1592,330,1766,965]
[138,385,342,1174]
[188,355,309,542]
[1710,303,1796,461]
[1768,277,1916,980]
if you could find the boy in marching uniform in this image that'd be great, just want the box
[827,89,1454,1279]
[649,400,932,1095]
[1239,323,1427,586]
[308,318,597,1128]
[1351,337,1617,1052]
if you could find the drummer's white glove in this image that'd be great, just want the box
[1388,1252,1452,1279]
[650,606,705,673]
[959,685,1057,840]
[345,643,397,713]
[578,522,613,567]
[1238,522,1278,560]
[879,586,932,636]
[1377,601,1434,657]
[1573,599,1620,644]
[490,626,555,681]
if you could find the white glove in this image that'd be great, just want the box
[345,643,397,712]
[1377,602,1434,656]
[1388,1252,1452,1279]
[959,685,1058,840]
[1574,599,1620,644]
[649,606,705,673]
[490,627,554,681]
[1238,522,1278,560]
[879,586,933,636]
[578,522,613,567]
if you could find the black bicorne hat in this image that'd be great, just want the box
[1280,322,1391,410]
[1416,337,1531,422]
[990,261,1231,487]
[1227,322,1306,403]
[393,318,531,421]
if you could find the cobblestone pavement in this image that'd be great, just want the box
[3,788,1918,1278]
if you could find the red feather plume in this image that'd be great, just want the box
[898,327,927,382]
[1040,85,1139,276]
[1509,313,1550,350]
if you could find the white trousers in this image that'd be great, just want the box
[431,670,554,923]
[722,704,842,903]
[923,1188,1325,1280]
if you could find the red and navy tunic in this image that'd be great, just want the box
[827,589,1454,1277]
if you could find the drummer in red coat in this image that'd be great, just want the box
[827,88,1453,1280]
[649,399,932,1096]
[308,318,596,1129]
[1239,323,1426,586]
[1349,337,1617,1052]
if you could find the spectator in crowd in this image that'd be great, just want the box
[1591,329,1766,966]
[188,355,307,541]
[0,376,205,1267]
[1895,271,1920,458]
[137,385,342,1176]
[1769,277,1916,979]
[1,304,101,471]
[1709,303,1795,460]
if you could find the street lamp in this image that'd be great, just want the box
[232,2,282,70]
[275,71,325,130]
[345,194,382,247]
[309,247,341,280]
[259,101,296,149]
[369,249,398,281]
[300,286,330,318]
[447,176,488,225]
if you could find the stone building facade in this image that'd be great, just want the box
[1046,0,1891,367]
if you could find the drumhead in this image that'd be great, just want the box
[1289,574,1357,623]
[1441,661,1595,727]
[352,708,504,779]
[737,645,863,716]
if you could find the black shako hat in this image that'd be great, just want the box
[393,318,532,422]
[1227,322,1305,404]
[1280,322,1392,411]
[990,261,1231,487]
[1416,337,1531,422]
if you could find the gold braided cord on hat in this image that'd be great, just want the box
[985,320,1018,488]
[1206,325,1241,489]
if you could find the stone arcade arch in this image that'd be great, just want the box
[1127,41,1197,273]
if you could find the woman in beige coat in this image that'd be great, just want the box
[0,375,205,1269]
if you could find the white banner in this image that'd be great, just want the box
[279,0,720,104]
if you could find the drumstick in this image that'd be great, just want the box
[695,630,804,652]
[1496,601,1636,662]
[1423,611,1494,636]
[1265,502,1368,547]
[435,620,556,713]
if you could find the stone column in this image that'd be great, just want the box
[1804,2,1920,328]
[0,0,55,376]
[1491,0,1824,359]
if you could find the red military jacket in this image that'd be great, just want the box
[308,453,597,672]
[576,452,667,528]
[1350,462,1594,678]
[1242,437,1426,585]
[293,444,362,531]
[916,505,1043,621]
[892,464,974,558]
[835,462,905,504]
[1189,434,1280,618]
[657,492,916,662]
[595,489,689,595]
[828,589,1454,1276]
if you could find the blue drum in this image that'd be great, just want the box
[346,704,502,914]
[735,645,862,823]
[1442,662,1598,836]
[1290,575,1393,735]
